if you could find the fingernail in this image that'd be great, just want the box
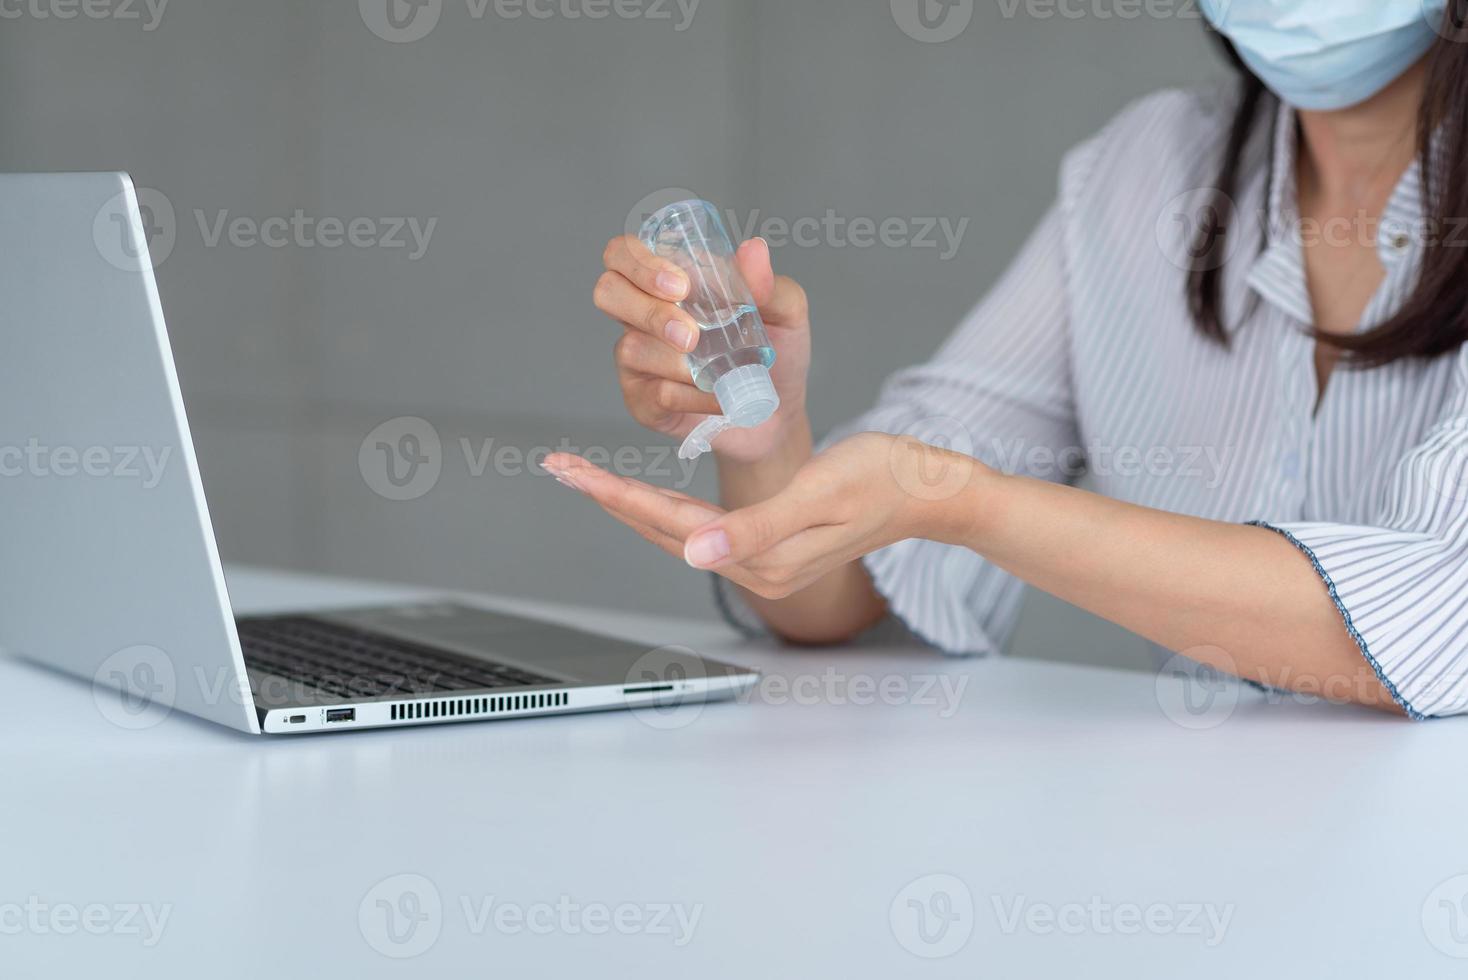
[553,473,585,493]
[656,270,686,298]
[665,320,697,352]
[684,529,730,568]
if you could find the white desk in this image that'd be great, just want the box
[4,566,1467,978]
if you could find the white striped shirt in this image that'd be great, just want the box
[786,85,1468,719]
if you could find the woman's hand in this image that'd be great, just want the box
[594,234,811,463]
[545,432,983,599]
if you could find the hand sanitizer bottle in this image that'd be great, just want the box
[638,199,779,460]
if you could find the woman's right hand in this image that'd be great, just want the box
[595,234,811,464]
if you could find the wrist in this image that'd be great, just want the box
[715,406,813,505]
[897,442,1001,547]
[714,397,810,464]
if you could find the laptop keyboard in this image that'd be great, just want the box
[235,614,556,699]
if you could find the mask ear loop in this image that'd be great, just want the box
[679,415,733,460]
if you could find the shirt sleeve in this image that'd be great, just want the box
[817,200,1080,656]
[1253,347,1468,719]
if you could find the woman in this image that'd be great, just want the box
[548,1,1468,718]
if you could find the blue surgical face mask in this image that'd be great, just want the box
[1198,0,1446,111]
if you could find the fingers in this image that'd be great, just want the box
[735,238,808,327]
[544,453,824,600]
[735,238,774,307]
[682,484,833,570]
[544,454,723,542]
[594,270,700,353]
[623,375,722,420]
[602,235,689,304]
[613,330,696,384]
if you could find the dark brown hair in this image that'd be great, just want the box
[1190,2,1468,366]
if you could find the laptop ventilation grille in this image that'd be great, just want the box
[390,691,569,721]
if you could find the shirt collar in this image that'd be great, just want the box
[1245,99,1429,331]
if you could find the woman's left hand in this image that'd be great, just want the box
[544,432,982,599]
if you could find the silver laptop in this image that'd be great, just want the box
[0,172,757,735]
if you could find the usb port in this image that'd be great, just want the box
[326,708,356,723]
[288,714,306,724]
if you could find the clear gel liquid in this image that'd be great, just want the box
[687,304,776,393]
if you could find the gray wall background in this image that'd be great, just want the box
[0,0,1227,669]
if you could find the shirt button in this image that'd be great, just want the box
[1389,233,1410,250]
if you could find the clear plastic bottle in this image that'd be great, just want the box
[639,199,779,459]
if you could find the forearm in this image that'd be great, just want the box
[716,412,887,643]
[937,468,1400,712]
